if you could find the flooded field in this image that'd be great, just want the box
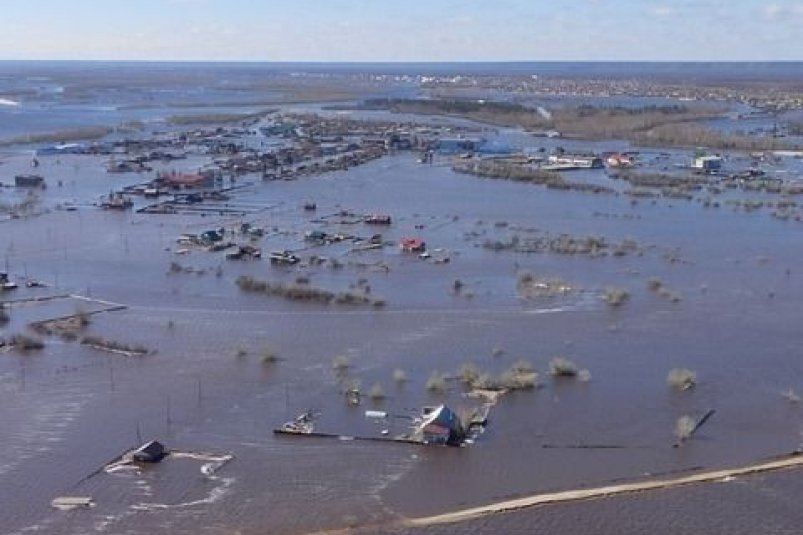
[2,63,803,534]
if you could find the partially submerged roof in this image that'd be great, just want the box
[132,440,166,463]
[415,405,464,446]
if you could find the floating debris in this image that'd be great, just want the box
[51,496,95,511]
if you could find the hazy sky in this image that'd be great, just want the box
[2,0,802,61]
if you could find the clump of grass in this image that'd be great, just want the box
[452,279,464,294]
[334,291,374,306]
[368,383,385,400]
[345,377,361,391]
[549,356,579,377]
[392,368,408,383]
[342,515,359,529]
[511,359,535,373]
[470,373,497,390]
[343,378,361,405]
[675,415,696,442]
[458,362,480,385]
[261,348,279,365]
[332,354,349,372]
[647,277,664,291]
[782,388,801,404]
[31,308,91,336]
[498,367,539,390]
[651,281,682,302]
[236,275,386,307]
[657,286,682,302]
[60,331,78,342]
[73,307,90,327]
[667,368,697,391]
[601,287,630,307]
[9,333,45,351]
[81,335,148,355]
[516,271,573,298]
[426,371,447,393]
[458,359,540,392]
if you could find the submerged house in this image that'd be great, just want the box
[400,237,426,253]
[36,143,85,156]
[132,440,166,463]
[437,137,485,154]
[414,405,465,446]
[156,170,214,189]
[14,174,45,188]
[365,214,392,225]
[692,155,723,172]
[547,154,604,169]
[605,153,635,168]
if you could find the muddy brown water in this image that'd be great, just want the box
[2,135,803,534]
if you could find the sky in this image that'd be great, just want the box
[1,0,802,62]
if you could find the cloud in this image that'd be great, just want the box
[649,5,675,17]
[764,3,784,18]
[763,2,803,19]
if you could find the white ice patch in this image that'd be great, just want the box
[130,476,236,511]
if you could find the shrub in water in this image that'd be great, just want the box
[667,368,696,391]
[549,356,579,377]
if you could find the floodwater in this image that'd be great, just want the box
[2,63,803,535]
[382,469,803,534]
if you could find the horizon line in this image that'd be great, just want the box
[1,59,803,64]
